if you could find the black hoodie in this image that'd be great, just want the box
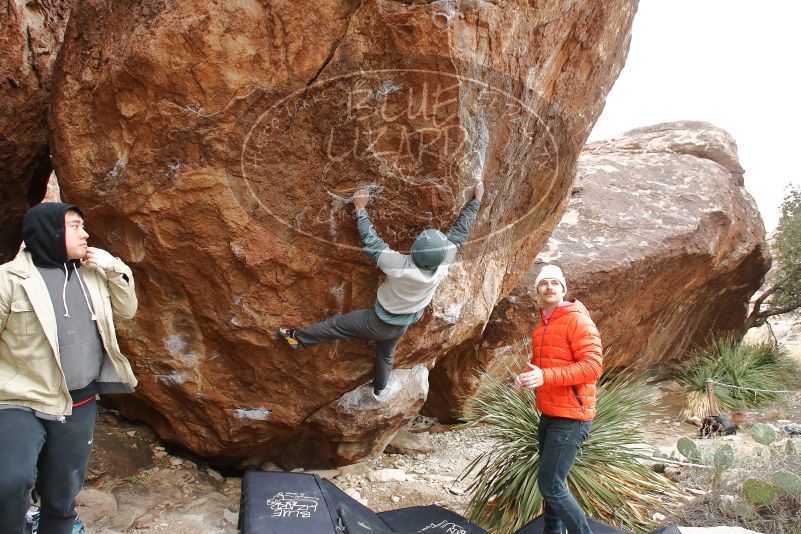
[22,202,102,402]
[22,202,85,271]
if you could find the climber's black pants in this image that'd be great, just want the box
[295,309,409,391]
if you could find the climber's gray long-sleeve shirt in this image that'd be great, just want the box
[354,200,481,325]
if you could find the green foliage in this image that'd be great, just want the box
[751,424,778,446]
[772,471,801,496]
[709,444,735,489]
[673,438,733,490]
[677,335,799,418]
[753,444,771,460]
[773,185,801,312]
[462,347,681,534]
[713,444,734,471]
[743,478,778,506]
[745,185,801,330]
[734,501,754,519]
[677,437,700,463]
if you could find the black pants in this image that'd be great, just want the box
[537,414,592,534]
[295,308,409,391]
[0,399,97,534]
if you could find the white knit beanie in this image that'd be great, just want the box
[534,264,567,293]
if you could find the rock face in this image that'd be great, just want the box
[0,0,72,261]
[284,365,429,468]
[50,0,637,466]
[424,121,771,420]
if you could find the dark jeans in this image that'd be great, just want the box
[538,414,592,534]
[295,308,409,391]
[0,399,97,534]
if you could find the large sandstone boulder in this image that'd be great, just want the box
[0,0,72,261]
[424,121,771,420]
[50,0,637,466]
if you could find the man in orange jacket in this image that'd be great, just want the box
[515,264,603,534]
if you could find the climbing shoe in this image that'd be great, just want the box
[278,327,302,349]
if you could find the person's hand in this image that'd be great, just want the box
[353,188,371,210]
[515,363,544,389]
[473,181,484,202]
[84,247,116,270]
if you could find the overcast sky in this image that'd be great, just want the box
[589,0,801,230]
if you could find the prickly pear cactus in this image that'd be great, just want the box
[734,501,754,519]
[677,437,700,462]
[713,444,734,471]
[751,423,777,446]
[753,444,771,460]
[742,478,778,506]
[772,470,801,496]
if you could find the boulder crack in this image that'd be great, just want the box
[299,0,363,105]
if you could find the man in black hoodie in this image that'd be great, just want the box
[0,203,138,534]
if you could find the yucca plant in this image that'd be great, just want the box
[461,340,681,534]
[677,335,799,419]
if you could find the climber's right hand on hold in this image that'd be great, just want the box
[353,188,371,210]
[473,181,484,202]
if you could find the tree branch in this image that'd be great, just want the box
[759,304,800,319]
[751,284,779,314]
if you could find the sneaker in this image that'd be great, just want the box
[25,505,39,534]
[278,327,302,349]
[25,506,84,534]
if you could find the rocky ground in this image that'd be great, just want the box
[76,414,495,533]
[73,315,801,533]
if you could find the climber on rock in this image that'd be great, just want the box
[279,183,484,401]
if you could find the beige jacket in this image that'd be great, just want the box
[0,249,138,417]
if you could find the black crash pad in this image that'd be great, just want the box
[239,470,394,534]
[239,470,681,534]
[379,505,490,533]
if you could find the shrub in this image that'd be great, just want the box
[677,335,798,419]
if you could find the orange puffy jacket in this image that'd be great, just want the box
[530,299,603,421]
